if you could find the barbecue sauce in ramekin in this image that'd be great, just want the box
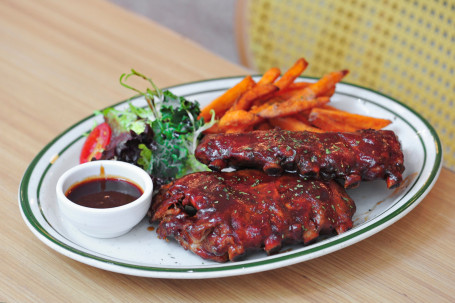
[65,166,143,209]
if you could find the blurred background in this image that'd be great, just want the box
[109,0,239,64]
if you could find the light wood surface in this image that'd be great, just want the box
[1,0,454,302]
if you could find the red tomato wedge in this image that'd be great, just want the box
[79,122,112,163]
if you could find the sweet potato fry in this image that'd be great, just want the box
[231,83,278,111]
[269,117,323,132]
[199,75,255,121]
[320,104,341,111]
[272,83,312,100]
[281,81,312,91]
[199,58,391,135]
[274,58,309,90]
[308,111,358,132]
[255,70,347,118]
[249,82,312,109]
[257,67,281,85]
[291,111,312,124]
[249,98,281,115]
[305,69,349,98]
[257,96,330,118]
[257,81,333,111]
[310,108,392,130]
[218,109,263,131]
[323,86,336,97]
[291,105,335,124]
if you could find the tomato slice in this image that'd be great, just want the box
[79,122,112,163]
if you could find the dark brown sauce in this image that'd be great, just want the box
[65,176,143,209]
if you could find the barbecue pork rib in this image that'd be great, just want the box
[195,129,404,189]
[150,170,355,262]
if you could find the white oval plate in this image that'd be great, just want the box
[19,76,442,279]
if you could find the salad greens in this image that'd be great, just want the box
[99,69,216,186]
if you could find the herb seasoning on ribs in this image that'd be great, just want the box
[195,129,404,189]
[150,169,355,262]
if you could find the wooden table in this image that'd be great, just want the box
[2,0,454,301]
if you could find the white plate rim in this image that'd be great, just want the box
[18,76,442,279]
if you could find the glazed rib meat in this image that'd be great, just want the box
[195,129,404,189]
[150,169,355,262]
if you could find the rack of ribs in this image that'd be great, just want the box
[195,129,404,189]
[150,169,355,262]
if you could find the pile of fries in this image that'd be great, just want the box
[198,58,391,133]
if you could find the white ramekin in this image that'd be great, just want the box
[56,160,153,238]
